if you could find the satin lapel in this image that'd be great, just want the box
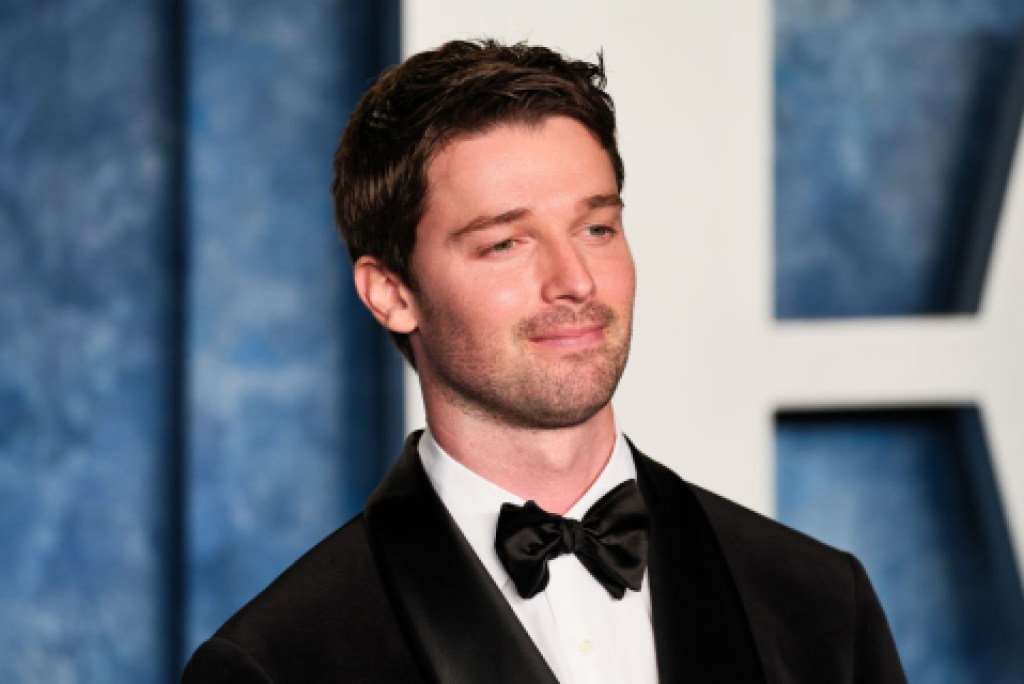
[365,432,558,684]
[629,440,767,684]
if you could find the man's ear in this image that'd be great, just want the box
[352,256,418,334]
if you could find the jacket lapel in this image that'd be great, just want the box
[364,432,558,684]
[630,440,767,684]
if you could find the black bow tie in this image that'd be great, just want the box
[494,479,650,600]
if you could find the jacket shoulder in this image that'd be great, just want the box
[638,453,848,579]
[637,453,906,683]
[689,478,854,587]
[183,514,425,684]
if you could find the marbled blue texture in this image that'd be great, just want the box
[183,0,402,653]
[0,1,182,682]
[778,413,1024,683]
[776,0,1024,317]
[1,0,401,679]
[775,2,1024,682]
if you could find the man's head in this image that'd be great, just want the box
[332,39,624,364]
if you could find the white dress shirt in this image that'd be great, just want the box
[418,427,659,684]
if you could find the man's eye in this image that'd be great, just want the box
[487,238,516,253]
[587,225,614,237]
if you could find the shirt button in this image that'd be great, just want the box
[577,639,595,655]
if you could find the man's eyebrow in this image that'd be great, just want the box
[583,193,624,210]
[448,207,532,242]
[447,194,623,243]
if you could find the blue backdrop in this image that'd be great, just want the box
[776,2,1024,682]
[2,2,1024,682]
[0,1,402,681]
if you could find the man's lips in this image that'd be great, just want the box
[528,324,604,348]
[517,302,617,350]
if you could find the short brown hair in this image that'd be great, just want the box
[331,39,623,363]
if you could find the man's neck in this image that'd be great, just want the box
[424,403,618,515]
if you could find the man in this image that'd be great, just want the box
[183,40,907,683]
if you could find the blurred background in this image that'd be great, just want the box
[2,1,1023,682]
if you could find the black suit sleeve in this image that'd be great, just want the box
[848,554,908,684]
[182,637,275,684]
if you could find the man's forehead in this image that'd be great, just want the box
[424,116,613,192]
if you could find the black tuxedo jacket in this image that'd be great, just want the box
[183,433,907,683]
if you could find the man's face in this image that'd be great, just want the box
[406,116,635,429]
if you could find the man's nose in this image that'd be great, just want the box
[540,240,597,304]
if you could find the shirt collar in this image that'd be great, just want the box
[418,423,637,592]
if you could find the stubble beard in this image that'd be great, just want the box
[417,300,632,431]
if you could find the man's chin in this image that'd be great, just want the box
[499,398,611,431]
[508,376,622,429]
